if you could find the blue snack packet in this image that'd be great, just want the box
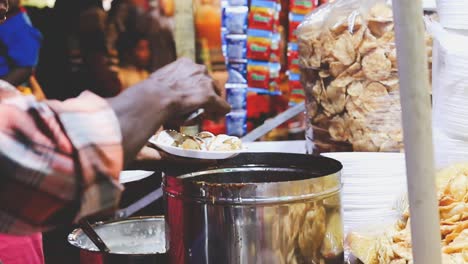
[223,6,248,34]
[226,34,247,61]
[226,110,247,137]
[227,60,247,84]
[226,83,248,110]
[227,0,248,6]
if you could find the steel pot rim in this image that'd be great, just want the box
[67,216,167,256]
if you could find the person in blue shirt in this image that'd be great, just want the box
[0,0,41,86]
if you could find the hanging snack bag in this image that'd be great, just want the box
[227,0,248,6]
[288,42,300,73]
[247,60,270,89]
[297,0,432,154]
[226,83,248,110]
[289,73,305,103]
[227,60,248,84]
[223,6,249,34]
[247,29,272,61]
[289,13,305,42]
[269,62,281,92]
[226,34,247,61]
[270,32,282,63]
[249,0,277,31]
[226,110,248,137]
[290,0,318,15]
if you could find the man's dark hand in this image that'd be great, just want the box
[147,57,231,124]
[109,58,231,164]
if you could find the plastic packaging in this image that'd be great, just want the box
[289,13,305,42]
[227,60,248,84]
[247,29,272,61]
[288,42,300,73]
[270,32,281,62]
[247,60,270,89]
[248,0,278,31]
[297,0,432,154]
[226,110,247,136]
[290,0,318,15]
[226,83,248,110]
[226,0,248,6]
[223,6,249,34]
[226,34,247,61]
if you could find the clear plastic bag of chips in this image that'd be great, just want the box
[297,0,432,154]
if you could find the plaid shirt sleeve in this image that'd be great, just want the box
[0,86,123,235]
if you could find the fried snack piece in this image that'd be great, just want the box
[348,163,468,264]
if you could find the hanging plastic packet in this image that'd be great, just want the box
[221,27,228,58]
[270,32,281,62]
[289,72,305,103]
[247,60,270,89]
[249,0,277,31]
[226,34,247,61]
[227,60,247,84]
[289,13,305,42]
[223,6,249,34]
[227,0,248,6]
[247,29,272,61]
[226,83,248,110]
[269,62,281,92]
[226,110,248,137]
[290,0,318,15]
[288,42,300,73]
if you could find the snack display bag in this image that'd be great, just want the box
[226,83,248,110]
[248,0,278,31]
[288,42,300,73]
[227,0,248,6]
[227,60,248,84]
[270,32,281,62]
[223,6,249,34]
[247,29,272,61]
[289,13,305,42]
[247,60,270,89]
[269,62,281,92]
[290,0,318,15]
[226,34,247,61]
[226,110,248,136]
[297,0,432,153]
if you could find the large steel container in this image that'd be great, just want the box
[163,153,343,264]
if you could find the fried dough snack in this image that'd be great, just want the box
[348,163,468,264]
[298,1,432,153]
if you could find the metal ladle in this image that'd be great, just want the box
[78,219,111,253]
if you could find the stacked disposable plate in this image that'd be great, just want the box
[322,152,407,234]
[428,17,468,167]
[437,0,468,30]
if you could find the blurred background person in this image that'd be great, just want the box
[116,31,151,90]
[0,0,44,99]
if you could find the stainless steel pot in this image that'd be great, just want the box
[68,216,168,264]
[163,153,344,264]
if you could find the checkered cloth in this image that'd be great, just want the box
[0,86,123,235]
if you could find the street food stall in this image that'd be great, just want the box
[61,0,468,263]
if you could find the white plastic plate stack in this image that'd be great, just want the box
[437,0,468,30]
[428,15,468,168]
[322,152,407,234]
